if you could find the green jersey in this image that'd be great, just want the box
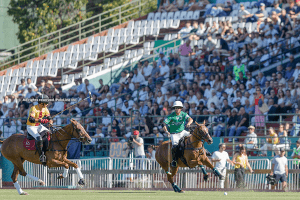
[163,111,190,133]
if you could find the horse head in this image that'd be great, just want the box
[70,118,92,144]
[193,120,213,145]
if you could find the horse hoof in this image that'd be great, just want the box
[38,180,45,186]
[204,175,209,181]
[57,174,64,179]
[20,192,29,195]
[78,179,85,186]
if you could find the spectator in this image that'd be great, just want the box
[177,21,193,39]
[291,109,300,136]
[213,109,226,137]
[211,143,233,189]
[244,126,258,149]
[102,109,112,127]
[146,145,156,159]
[229,107,249,142]
[132,69,145,84]
[259,127,279,156]
[110,71,128,95]
[267,98,279,121]
[178,39,192,72]
[25,87,36,99]
[291,139,300,166]
[270,148,288,191]
[233,59,246,81]
[142,60,153,80]
[16,78,26,95]
[276,124,289,150]
[246,3,268,22]
[132,130,145,159]
[227,108,238,142]
[238,3,250,20]
[26,78,38,92]
[252,88,265,128]
[232,145,253,188]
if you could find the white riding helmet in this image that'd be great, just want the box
[172,101,183,108]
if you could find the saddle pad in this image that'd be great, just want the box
[23,138,36,151]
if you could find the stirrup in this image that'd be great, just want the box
[39,154,46,163]
[171,160,177,168]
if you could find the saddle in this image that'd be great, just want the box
[176,136,206,168]
[177,136,190,168]
[23,130,51,152]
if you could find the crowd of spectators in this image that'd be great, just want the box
[1,0,300,157]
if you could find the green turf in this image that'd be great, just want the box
[0,190,299,200]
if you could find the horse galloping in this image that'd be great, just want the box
[155,121,223,193]
[1,118,92,195]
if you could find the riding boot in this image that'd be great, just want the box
[171,145,178,168]
[205,148,212,156]
[36,136,46,165]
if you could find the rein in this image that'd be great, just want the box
[48,123,80,152]
[184,126,208,152]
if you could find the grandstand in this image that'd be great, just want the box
[1,0,300,192]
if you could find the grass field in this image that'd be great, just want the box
[0,190,299,200]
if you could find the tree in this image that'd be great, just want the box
[8,0,93,44]
[96,0,157,30]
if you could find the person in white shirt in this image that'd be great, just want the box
[292,63,300,82]
[132,69,146,84]
[25,87,36,99]
[184,67,194,83]
[260,48,270,67]
[26,78,38,92]
[178,21,193,39]
[244,126,258,149]
[157,52,169,67]
[270,148,288,191]
[16,78,27,95]
[207,90,220,109]
[102,109,112,126]
[106,93,115,108]
[238,4,250,20]
[211,143,233,188]
[142,60,153,80]
[146,145,156,159]
[132,130,146,171]
[159,60,170,79]
[81,79,96,95]
[50,94,65,115]
[121,100,131,115]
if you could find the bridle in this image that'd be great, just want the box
[49,119,89,151]
[190,125,211,143]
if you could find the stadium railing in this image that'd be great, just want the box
[0,0,156,70]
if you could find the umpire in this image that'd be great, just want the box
[270,147,288,191]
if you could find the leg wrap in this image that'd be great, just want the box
[199,165,208,175]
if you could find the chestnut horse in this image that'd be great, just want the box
[1,118,92,195]
[155,121,223,193]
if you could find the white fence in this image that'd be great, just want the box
[17,158,300,190]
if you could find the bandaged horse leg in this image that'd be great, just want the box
[199,164,209,181]
[168,166,184,193]
[64,159,85,185]
[202,157,224,180]
[26,174,45,185]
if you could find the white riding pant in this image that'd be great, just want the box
[171,130,190,146]
[27,124,50,140]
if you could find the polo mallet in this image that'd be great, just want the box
[167,134,171,175]
[52,91,93,119]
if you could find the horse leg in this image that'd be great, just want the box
[202,157,224,180]
[198,161,209,182]
[64,159,85,185]
[11,165,27,195]
[12,158,45,195]
[169,166,185,193]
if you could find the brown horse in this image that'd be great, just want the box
[1,118,92,195]
[155,121,223,193]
